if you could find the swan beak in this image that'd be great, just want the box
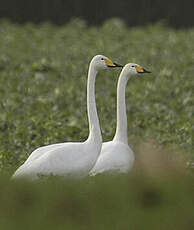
[105,58,123,68]
[136,66,151,74]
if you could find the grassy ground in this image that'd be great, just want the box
[0,18,194,229]
[0,19,193,174]
[0,171,194,230]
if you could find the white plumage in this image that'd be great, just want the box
[90,140,134,175]
[12,55,122,180]
[90,63,151,175]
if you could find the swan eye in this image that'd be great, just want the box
[101,58,104,60]
[131,65,135,68]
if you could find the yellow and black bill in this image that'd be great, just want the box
[104,58,123,68]
[136,65,151,73]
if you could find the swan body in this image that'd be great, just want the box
[12,55,122,180]
[89,140,134,174]
[14,142,99,179]
[90,63,151,176]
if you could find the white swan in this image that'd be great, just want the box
[90,63,151,175]
[12,55,122,179]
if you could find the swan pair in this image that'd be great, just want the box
[12,55,150,180]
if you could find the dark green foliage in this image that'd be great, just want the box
[0,19,193,174]
[0,172,194,230]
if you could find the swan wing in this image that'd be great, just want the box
[24,143,64,164]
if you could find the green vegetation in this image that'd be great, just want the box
[0,171,194,230]
[0,19,193,230]
[0,19,193,174]
[0,19,193,173]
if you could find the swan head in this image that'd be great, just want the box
[91,55,123,71]
[123,63,151,77]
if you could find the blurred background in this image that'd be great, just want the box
[0,0,194,28]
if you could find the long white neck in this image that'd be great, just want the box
[113,68,130,144]
[86,62,102,145]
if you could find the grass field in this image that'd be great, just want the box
[0,19,193,173]
[0,172,194,230]
[0,19,193,229]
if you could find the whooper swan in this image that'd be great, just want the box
[12,55,122,180]
[90,63,151,175]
